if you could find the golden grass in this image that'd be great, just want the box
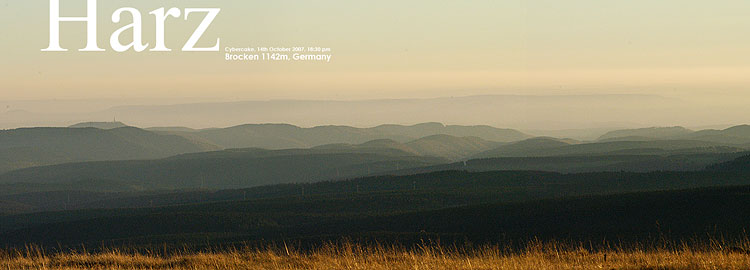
[2,242,750,270]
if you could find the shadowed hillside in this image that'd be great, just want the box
[2,175,750,248]
[400,152,749,174]
[0,147,446,193]
[706,153,750,171]
[3,157,750,213]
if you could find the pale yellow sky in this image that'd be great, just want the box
[1,0,749,101]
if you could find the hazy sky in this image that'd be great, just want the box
[1,0,749,102]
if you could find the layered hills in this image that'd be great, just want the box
[0,126,219,173]
[155,122,530,149]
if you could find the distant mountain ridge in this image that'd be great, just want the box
[684,125,750,144]
[159,122,530,149]
[0,126,220,173]
[598,125,750,145]
[473,136,746,159]
[0,122,525,173]
[472,137,576,159]
[598,127,693,141]
[69,121,128,129]
[3,121,750,177]
[315,134,503,160]
[79,94,677,130]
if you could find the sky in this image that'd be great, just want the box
[0,0,748,101]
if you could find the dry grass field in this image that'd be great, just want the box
[2,241,750,270]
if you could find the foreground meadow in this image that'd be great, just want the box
[2,242,750,270]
